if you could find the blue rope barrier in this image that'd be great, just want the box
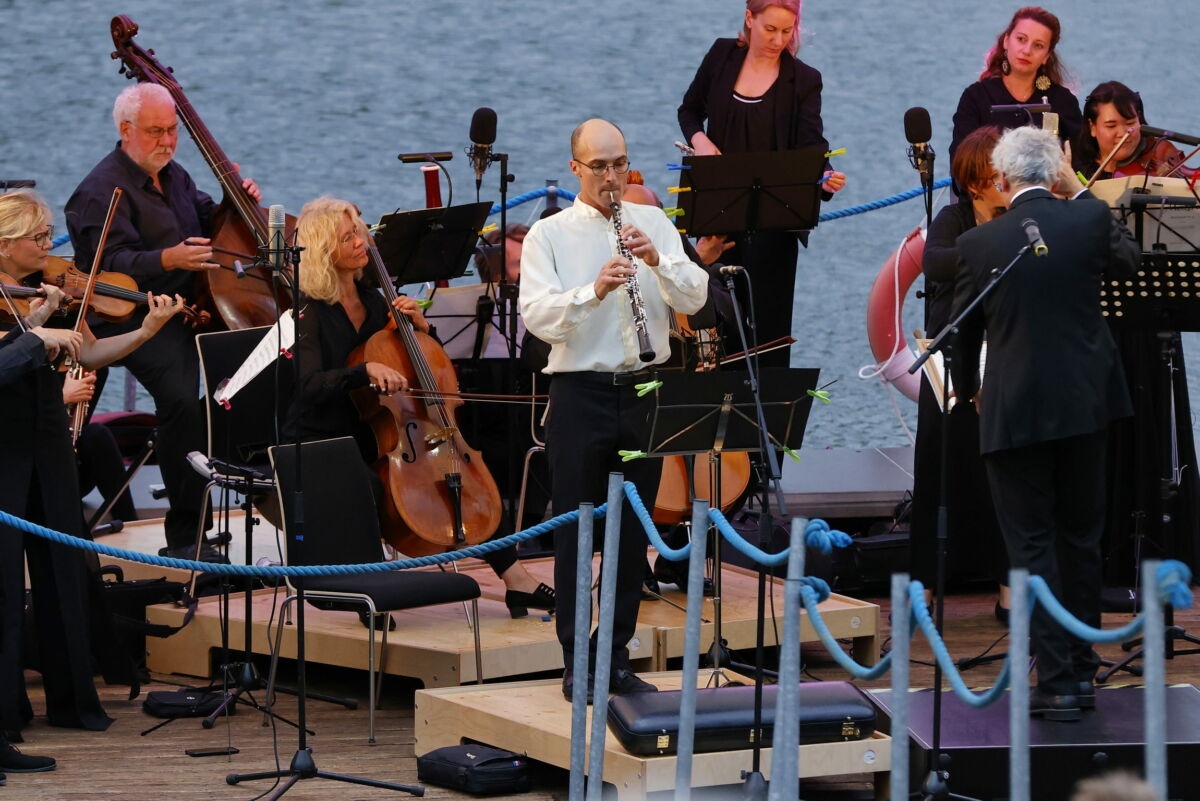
[817,178,952,223]
[488,186,576,217]
[801,582,893,681]
[909,581,1012,708]
[0,506,601,577]
[51,232,71,250]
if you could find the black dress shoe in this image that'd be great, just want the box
[653,554,715,596]
[611,668,658,696]
[357,610,396,632]
[1077,680,1096,710]
[1029,688,1082,721]
[506,582,555,618]
[0,743,56,773]
[561,669,593,704]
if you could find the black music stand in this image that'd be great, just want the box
[645,367,818,797]
[373,202,492,286]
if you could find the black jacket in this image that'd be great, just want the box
[950,188,1139,454]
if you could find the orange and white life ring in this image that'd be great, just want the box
[862,226,925,402]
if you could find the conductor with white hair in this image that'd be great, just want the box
[949,125,1140,721]
[64,82,261,560]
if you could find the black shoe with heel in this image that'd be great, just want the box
[506,582,555,618]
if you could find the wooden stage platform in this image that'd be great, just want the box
[415,671,890,800]
[140,546,879,688]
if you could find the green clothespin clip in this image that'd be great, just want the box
[782,446,802,463]
[619,450,647,462]
[663,207,684,218]
[1075,171,1088,186]
[825,147,847,158]
[807,388,832,404]
[635,379,663,398]
[415,298,434,311]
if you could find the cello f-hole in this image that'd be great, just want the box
[401,422,419,463]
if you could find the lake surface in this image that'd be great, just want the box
[3,0,1199,449]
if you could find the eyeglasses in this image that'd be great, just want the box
[17,227,54,247]
[132,123,180,139]
[574,157,630,177]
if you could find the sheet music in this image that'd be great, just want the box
[915,334,986,412]
[213,311,296,406]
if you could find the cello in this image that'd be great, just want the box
[109,15,290,329]
[349,231,502,557]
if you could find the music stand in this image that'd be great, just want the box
[373,201,492,286]
[675,148,826,238]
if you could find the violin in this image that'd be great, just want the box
[348,234,502,557]
[1112,136,1199,180]
[110,16,291,330]
[42,256,209,327]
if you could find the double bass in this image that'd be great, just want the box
[110,15,290,329]
[349,234,502,557]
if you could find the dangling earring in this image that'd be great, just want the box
[1001,50,1011,75]
[1034,68,1051,91]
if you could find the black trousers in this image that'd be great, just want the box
[547,372,662,671]
[726,231,799,369]
[985,430,1107,696]
[96,314,208,548]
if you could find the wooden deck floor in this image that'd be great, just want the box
[13,587,1199,800]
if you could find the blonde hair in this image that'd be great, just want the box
[737,0,802,57]
[113,83,175,133]
[0,190,52,249]
[296,196,365,303]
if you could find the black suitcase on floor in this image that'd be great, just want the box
[417,744,531,795]
[606,680,876,756]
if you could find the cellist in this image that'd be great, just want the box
[284,197,554,625]
[65,82,261,562]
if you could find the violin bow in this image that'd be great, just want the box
[1087,128,1135,188]
[0,279,28,332]
[71,187,124,335]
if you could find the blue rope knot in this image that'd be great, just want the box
[1156,559,1194,609]
[804,519,853,554]
[798,575,831,604]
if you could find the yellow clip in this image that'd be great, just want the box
[825,147,847,158]
[1075,171,1088,185]
[415,298,434,311]
[663,207,684,218]
[667,186,691,194]
[807,389,832,405]
[782,446,801,463]
[635,379,663,398]
[677,228,688,234]
[479,223,499,236]
[618,450,647,462]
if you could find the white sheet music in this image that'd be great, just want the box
[213,311,296,406]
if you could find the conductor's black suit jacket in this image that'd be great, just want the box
[950,187,1140,454]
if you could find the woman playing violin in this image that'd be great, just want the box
[0,190,184,740]
[1074,81,1198,180]
[287,197,553,620]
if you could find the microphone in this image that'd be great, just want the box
[467,107,497,190]
[718,264,745,276]
[1021,218,1049,256]
[904,107,935,184]
[267,204,286,272]
[1140,125,1200,148]
[397,151,454,163]
[187,451,213,479]
[1041,111,1060,137]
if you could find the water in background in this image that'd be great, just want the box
[3,0,1198,449]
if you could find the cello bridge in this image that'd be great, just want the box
[424,427,457,446]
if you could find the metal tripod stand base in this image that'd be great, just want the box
[227,747,423,798]
[918,769,983,801]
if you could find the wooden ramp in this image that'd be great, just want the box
[414,671,891,800]
[146,553,878,690]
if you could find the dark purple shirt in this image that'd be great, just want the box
[65,144,215,298]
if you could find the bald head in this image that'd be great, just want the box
[570,118,625,161]
[621,183,662,208]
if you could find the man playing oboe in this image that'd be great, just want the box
[520,118,709,701]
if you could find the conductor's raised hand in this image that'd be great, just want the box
[393,295,430,333]
[594,256,635,301]
[619,223,659,267]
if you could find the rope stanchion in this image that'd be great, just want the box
[1009,569,1031,801]
[673,499,710,801]
[707,507,851,566]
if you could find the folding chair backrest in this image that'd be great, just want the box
[196,326,294,465]
[268,437,384,568]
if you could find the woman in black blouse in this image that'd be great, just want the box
[949,6,1081,169]
[911,127,1009,618]
[678,0,845,367]
[287,197,553,617]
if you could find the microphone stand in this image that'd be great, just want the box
[910,146,936,227]
[495,151,523,535]
[908,240,1033,801]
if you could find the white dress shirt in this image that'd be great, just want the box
[519,197,708,373]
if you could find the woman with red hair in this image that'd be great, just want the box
[949,6,1081,167]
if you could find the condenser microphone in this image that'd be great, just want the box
[1021,218,1049,256]
[468,107,497,191]
[718,264,745,276]
[268,204,286,272]
[904,107,935,184]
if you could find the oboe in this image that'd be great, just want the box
[607,191,656,363]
